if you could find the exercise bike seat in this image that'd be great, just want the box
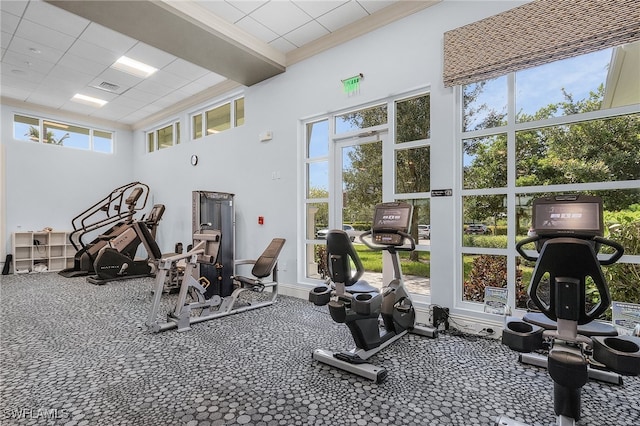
[345,280,379,294]
[523,312,618,337]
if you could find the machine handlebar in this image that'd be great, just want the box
[515,233,624,265]
[359,230,416,252]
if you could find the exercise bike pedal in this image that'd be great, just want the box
[334,352,367,364]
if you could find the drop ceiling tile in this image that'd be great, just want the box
[133,78,174,96]
[112,95,147,110]
[79,22,137,54]
[198,1,246,23]
[268,37,297,54]
[249,1,312,36]
[316,1,368,32]
[162,58,211,80]
[14,18,76,52]
[23,1,89,38]
[235,16,278,44]
[0,85,31,101]
[357,0,397,14]
[177,80,211,97]
[26,90,69,109]
[148,69,189,91]
[125,43,175,70]
[2,49,55,75]
[0,1,28,17]
[66,38,120,66]
[56,52,109,76]
[1,10,21,34]
[8,34,66,64]
[194,72,227,88]
[47,64,95,87]
[119,87,159,102]
[0,69,41,90]
[292,1,347,19]
[283,20,329,47]
[225,1,266,15]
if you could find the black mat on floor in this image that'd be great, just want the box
[1,273,638,426]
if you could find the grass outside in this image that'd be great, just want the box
[353,244,430,276]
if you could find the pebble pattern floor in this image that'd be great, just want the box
[1,273,639,426]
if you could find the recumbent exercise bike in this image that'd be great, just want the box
[499,194,640,426]
[309,201,436,383]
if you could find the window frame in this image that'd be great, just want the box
[456,60,640,315]
[12,113,114,154]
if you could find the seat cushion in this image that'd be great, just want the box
[524,312,618,336]
[346,280,379,294]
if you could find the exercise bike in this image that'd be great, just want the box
[309,201,437,383]
[499,194,640,426]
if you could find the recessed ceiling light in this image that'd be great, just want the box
[71,94,108,107]
[111,56,157,78]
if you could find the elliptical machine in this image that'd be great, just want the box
[309,201,436,383]
[499,194,640,426]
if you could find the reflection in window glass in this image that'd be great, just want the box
[206,104,231,135]
[400,250,430,296]
[157,124,173,150]
[14,115,39,142]
[516,48,612,122]
[307,120,328,158]
[148,133,155,153]
[462,76,507,132]
[463,195,507,248]
[306,243,328,280]
[306,203,328,240]
[396,147,430,193]
[235,98,245,127]
[462,254,507,303]
[403,198,431,244]
[396,94,430,143]
[335,104,387,134]
[342,142,382,224]
[176,122,180,145]
[193,114,202,139]
[43,121,89,149]
[463,134,507,189]
[94,130,113,153]
[307,162,328,196]
[516,114,640,187]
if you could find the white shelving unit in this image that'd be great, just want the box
[12,231,75,274]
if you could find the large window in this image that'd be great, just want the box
[459,41,640,313]
[302,90,432,298]
[191,96,244,140]
[13,114,113,153]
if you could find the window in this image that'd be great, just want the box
[458,41,640,311]
[146,120,180,153]
[13,114,113,153]
[302,90,432,298]
[191,96,244,140]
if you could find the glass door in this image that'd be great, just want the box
[335,132,384,289]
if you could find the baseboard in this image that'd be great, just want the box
[278,282,504,339]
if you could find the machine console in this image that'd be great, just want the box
[532,194,603,251]
[371,202,412,246]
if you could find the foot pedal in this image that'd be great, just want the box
[334,352,367,364]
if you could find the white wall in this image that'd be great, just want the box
[0,104,135,258]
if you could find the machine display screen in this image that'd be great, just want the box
[533,200,602,234]
[372,203,411,233]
